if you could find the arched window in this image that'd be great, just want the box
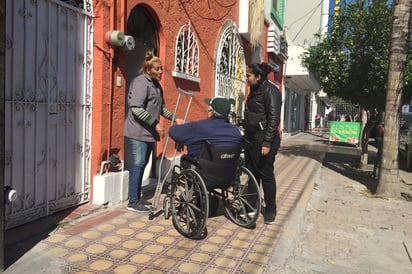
[127,6,159,55]
[172,21,200,82]
[125,5,159,82]
[215,23,246,123]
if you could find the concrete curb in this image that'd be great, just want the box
[266,160,323,273]
[400,171,412,185]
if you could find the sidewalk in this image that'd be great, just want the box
[4,131,412,273]
[270,130,412,274]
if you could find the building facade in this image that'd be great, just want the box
[282,0,329,134]
[4,0,288,228]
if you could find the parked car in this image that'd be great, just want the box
[399,112,412,170]
[370,112,412,171]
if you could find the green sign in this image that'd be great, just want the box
[329,121,361,145]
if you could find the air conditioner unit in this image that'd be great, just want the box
[267,23,280,54]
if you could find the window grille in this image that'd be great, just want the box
[330,103,361,122]
[172,21,200,82]
[58,0,92,12]
[215,24,246,124]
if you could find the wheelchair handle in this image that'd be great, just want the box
[178,87,194,97]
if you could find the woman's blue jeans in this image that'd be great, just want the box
[124,137,154,204]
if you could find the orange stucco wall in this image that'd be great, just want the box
[92,0,113,174]
[123,0,241,123]
[91,0,245,199]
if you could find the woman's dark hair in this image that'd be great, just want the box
[248,62,273,79]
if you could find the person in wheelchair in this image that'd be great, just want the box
[168,97,242,185]
[169,97,242,158]
[168,97,261,236]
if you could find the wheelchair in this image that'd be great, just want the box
[150,141,261,240]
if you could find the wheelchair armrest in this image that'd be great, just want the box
[181,155,199,166]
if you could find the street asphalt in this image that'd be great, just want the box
[3,130,412,273]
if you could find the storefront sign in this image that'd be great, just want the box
[329,121,361,145]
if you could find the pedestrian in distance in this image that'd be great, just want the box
[315,112,321,128]
[328,107,337,122]
[124,51,183,212]
[243,62,282,225]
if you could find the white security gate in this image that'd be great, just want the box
[4,0,93,229]
[214,22,246,124]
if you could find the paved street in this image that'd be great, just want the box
[4,131,412,273]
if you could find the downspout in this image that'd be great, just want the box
[92,0,115,164]
[106,0,115,161]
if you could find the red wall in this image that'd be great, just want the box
[91,0,115,176]
[91,0,242,198]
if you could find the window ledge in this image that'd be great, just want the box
[172,71,200,83]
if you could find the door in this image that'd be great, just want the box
[125,5,160,183]
[4,0,93,229]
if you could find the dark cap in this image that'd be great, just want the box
[204,97,231,117]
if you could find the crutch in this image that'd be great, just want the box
[149,87,194,220]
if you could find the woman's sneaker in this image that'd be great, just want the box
[264,212,276,224]
[127,202,149,212]
[139,198,152,206]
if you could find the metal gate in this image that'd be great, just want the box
[4,0,93,229]
[214,22,246,125]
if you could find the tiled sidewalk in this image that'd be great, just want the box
[5,138,324,274]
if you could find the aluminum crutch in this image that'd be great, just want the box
[149,87,194,220]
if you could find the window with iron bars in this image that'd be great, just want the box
[215,24,246,125]
[172,21,200,83]
[59,0,92,12]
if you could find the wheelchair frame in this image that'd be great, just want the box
[168,149,261,239]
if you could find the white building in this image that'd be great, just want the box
[283,0,330,134]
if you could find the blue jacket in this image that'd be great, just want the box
[169,117,242,158]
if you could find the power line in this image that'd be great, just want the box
[288,0,324,43]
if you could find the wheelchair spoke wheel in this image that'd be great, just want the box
[171,169,209,239]
[223,166,261,228]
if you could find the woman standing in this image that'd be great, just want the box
[124,51,182,212]
[243,62,282,224]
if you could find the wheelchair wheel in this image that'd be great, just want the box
[163,196,171,219]
[223,166,261,228]
[171,169,209,239]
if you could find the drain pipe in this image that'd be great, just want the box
[106,0,115,161]
[93,0,115,163]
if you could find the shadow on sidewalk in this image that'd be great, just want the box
[4,204,100,269]
[322,152,378,193]
[282,133,379,193]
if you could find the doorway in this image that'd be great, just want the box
[124,5,160,184]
